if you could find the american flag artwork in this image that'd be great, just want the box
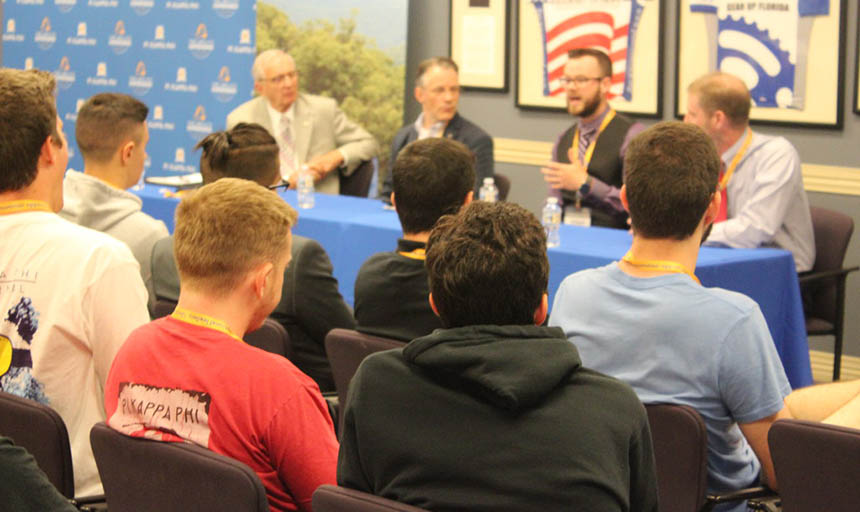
[531,0,645,101]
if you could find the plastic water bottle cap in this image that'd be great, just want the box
[483,177,494,185]
[547,197,558,205]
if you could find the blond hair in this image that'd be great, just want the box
[174,178,298,295]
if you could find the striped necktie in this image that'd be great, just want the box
[279,114,296,177]
[578,128,595,164]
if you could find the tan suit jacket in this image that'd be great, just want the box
[226,94,378,194]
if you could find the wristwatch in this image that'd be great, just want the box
[579,175,593,195]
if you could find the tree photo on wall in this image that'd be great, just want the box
[256,2,406,169]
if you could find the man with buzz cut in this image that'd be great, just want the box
[106,178,339,512]
[684,71,814,271]
[354,137,474,342]
[227,48,378,195]
[0,68,150,498]
[550,122,792,510]
[541,48,644,229]
[339,200,659,512]
[381,56,493,197]
[60,92,168,301]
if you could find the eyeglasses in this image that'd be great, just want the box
[559,76,605,87]
[261,71,297,85]
[268,180,290,191]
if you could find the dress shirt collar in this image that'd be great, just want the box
[720,127,753,165]
[414,113,446,140]
[397,238,426,252]
[266,100,295,136]
[578,105,611,135]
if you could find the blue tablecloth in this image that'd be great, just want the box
[137,185,813,388]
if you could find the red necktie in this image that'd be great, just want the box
[716,163,728,223]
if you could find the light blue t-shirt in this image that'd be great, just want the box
[550,263,790,509]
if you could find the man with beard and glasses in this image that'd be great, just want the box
[550,122,792,512]
[541,48,644,229]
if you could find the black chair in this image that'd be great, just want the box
[152,299,291,359]
[0,391,75,498]
[340,158,376,197]
[313,485,427,511]
[90,422,268,512]
[324,328,405,435]
[645,404,774,512]
[769,419,860,512]
[494,173,511,202]
[800,207,858,380]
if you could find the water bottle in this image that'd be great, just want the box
[479,177,498,202]
[542,197,562,248]
[297,168,315,209]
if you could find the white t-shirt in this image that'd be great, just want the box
[0,209,150,497]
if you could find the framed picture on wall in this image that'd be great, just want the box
[449,0,509,91]
[676,0,846,129]
[516,0,664,117]
[855,6,860,115]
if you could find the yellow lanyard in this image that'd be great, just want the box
[398,247,426,260]
[621,251,700,285]
[571,109,617,166]
[0,200,52,215]
[170,307,244,342]
[720,129,753,191]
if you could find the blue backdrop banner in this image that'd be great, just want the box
[2,0,255,178]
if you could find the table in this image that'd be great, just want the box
[137,186,813,388]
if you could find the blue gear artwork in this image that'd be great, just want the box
[717,16,795,108]
[1,297,49,404]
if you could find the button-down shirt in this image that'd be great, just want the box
[705,129,815,272]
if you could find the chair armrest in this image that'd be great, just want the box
[798,266,860,284]
[71,493,106,510]
[701,486,778,512]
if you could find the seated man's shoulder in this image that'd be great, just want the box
[751,132,800,161]
[51,217,138,262]
[300,93,337,111]
[453,114,491,143]
[227,96,265,125]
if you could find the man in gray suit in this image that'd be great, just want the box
[227,49,378,195]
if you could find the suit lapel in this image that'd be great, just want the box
[253,97,274,134]
[292,94,313,163]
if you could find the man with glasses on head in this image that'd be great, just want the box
[541,48,644,229]
[227,49,378,195]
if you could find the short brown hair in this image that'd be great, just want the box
[174,178,298,295]
[426,201,548,328]
[567,48,612,78]
[688,72,750,127]
[624,122,720,240]
[392,138,475,234]
[76,93,148,164]
[0,68,60,192]
[196,123,280,186]
[416,57,458,87]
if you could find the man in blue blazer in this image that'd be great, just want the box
[381,57,493,198]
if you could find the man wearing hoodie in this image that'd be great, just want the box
[60,93,168,301]
[337,201,658,512]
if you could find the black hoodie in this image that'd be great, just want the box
[337,324,659,512]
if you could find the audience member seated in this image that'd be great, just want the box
[150,123,355,392]
[550,122,791,510]
[786,379,860,427]
[353,137,473,341]
[381,56,493,197]
[0,68,150,497]
[684,71,814,271]
[339,201,658,511]
[60,93,168,302]
[106,178,339,511]
[227,49,378,195]
[0,436,77,512]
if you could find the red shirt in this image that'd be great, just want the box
[105,316,338,511]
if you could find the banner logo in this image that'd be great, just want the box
[109,20,132,54]
[149,105,176,131]
[54,0,77,13]
[163,147,196,173]
[3,19,26,43]
[211,66,237,102]
[166,1,201,10]
[87,0,119,7]
[66,22,96,46]
[213,0,239,19]
[164,67,199,93]
[228,27,253,54]
[86,61,118,87]
[144,25,176,50]
[129,61,154,96]
[35,17,57,50]
[188,23,215,60]
[186,105,213,140]
[55,56,76,91]
[130,0,154,15]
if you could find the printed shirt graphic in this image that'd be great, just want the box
[1,295,49,404]
[532,0,645,101]
[109,382,212,446]
[689,0,830,109]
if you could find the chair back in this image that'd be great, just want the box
[340,159,376,197]
[245,318,292,359]
[152,298,176,319]
[325,328,405,434]
[769,419,860,512]
[0,391,75,498]
[807,206,854,321]
[494,173,511,202]
[90,422,268,512]
[313,484,427,511]
[645,404,709,512]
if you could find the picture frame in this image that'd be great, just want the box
[516,0,664,117]
[676,0,846,129]
[854,6,860,115]
[449,0,510,92]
